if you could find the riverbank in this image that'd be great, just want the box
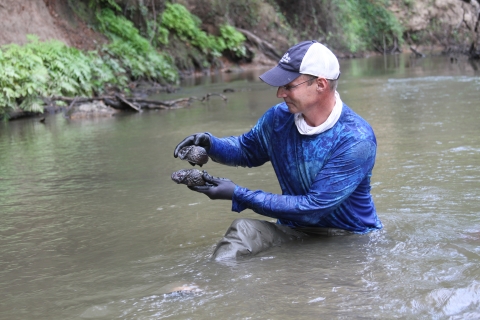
[1,0,479,120]
[0,46,459,122]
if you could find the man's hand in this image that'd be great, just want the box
[173,133,211,166]
[188,172,236,200]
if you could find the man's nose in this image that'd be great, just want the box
[277,87,287,98]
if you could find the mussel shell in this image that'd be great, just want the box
[171,169,206,186]
[177,146,209,166]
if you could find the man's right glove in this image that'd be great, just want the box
[173,133,211,166]
[188,171,236,200]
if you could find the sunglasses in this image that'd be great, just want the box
[279,74,341,92]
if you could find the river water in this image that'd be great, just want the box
[1,54,479,319]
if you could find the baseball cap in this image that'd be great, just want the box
[259,40,340,87]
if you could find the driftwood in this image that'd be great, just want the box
[62,96,78,118]
[49,92,228,112]
[410,46,425,58]
[236,28,282,61]
[115,93,141,111]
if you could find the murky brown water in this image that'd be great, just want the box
[1,54,479,319]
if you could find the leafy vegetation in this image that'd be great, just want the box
[355,0,404,52]
[0,36,120,117]
[1,0,409,118]
[0,25,177,118]
[275,0,404,54]
[160,3,246,58]
[0,1,250,117]
[96,7,178,82]
[338,0,404,53]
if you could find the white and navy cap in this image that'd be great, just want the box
[259,40,340,87]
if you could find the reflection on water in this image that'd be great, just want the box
[1,54,479,319]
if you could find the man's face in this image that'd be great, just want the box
[276,75,319,115]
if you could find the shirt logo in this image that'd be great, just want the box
[280,53,291,64]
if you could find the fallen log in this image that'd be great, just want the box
[236,28,282,61]
[132,93,228,110]
[3,93,229,121]
[115,93,141,111]
[410,46,425,58]
[49,92,228,111]
[63,97,78,118]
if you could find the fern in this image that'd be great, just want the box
[218,25,247,57]
[0,8,180,116]
[1,36,120,115]
[160,3,246,59]
[0,39,49,115]
[96,8,178,82]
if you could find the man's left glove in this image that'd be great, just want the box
[189,172,236,200]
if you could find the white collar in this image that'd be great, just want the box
[294,91,343,135]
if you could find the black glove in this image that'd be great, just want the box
[173,133,211,166]
[188,172,236,200]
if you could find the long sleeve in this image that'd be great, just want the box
[232,139,378,232]
[207,102,382,233]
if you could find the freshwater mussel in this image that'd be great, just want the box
[171,169,208,187]
[177,146,209,166]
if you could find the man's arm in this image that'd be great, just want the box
[206,108,274,167]
[231,139,376,225]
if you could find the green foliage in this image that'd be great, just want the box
[359,0,404,50]
[0,0,410,117]
[161,3,218,55]
[0,36,112,116]
[275,0,403,54]
[157,26,170,45]
[334,0,403,53]
[0,32,175,116]
[75,1,247,72]
[160,3,246,59]
[334,1,368,53]
[96,8,178,82]
[97,8,151,52]
[89,0,121,12]
[218,25,247,58]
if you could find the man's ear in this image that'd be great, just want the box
[316,78,328,91]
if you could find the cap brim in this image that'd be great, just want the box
[259,66,301,87]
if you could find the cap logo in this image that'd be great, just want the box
[280,53,291,64]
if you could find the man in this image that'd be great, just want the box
[173,40,382,260]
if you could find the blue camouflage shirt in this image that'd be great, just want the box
[207,102,382,234]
